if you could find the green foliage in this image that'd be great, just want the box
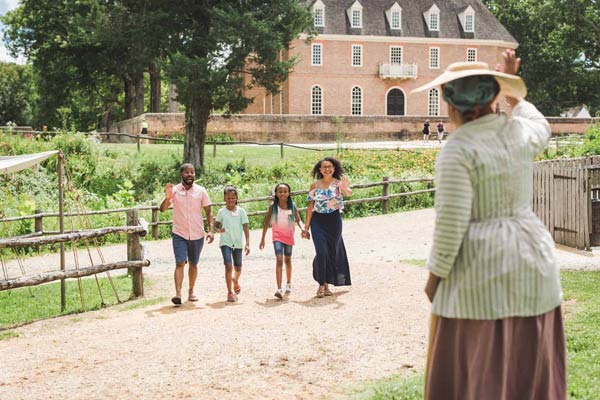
[483,0,600,116]
[574,124,600,157]
[351,374,424,400]
[0,62,36,126]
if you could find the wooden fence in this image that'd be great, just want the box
[0,210,150,310]
[0,177,435,240]
[533,156,600,250]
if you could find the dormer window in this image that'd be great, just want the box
[312,0,325,27]
[347,1,363,29]
[386,2,402,30]
[423,4,440,32]
[459,6,476,33]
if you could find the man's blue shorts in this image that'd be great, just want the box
[172,233,204,265]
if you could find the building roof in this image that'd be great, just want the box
[308,0,517,43]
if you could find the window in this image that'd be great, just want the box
[352,9,362,28]
[352,45,362,67]
[312,43,322,66]
[311,86,323,115]
[428,88,439,116]
[270,94,275,114]
[465,14,474,32]
[467,48,477,62]
[351,86,362,115]
[429,47,440,69]
[314,8,324,27]
[429,12,439,31]
[391,11,401,29]
[280,90,284,114]
[390,46,402,64]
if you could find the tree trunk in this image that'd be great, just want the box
[184,97,210,172]
[101,110,111,132]
[149,62,161,113]
[134,71,145,116]
[168,83,180,113]
[124,79,135,120]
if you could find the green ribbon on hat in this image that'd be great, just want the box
[442,75,500,112]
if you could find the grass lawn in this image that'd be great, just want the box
[102,143,339,169]
[351,270,600,400]
[0,274,141,330]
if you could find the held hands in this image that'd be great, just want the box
[301,229,311,240]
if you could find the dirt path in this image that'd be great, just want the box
[1,209,598,400]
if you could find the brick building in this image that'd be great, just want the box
[242,0,517,117]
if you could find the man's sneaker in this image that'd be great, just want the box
[285,283,292,294]
[274,288,284,299]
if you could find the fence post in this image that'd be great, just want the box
[151,201,159,240]
[213,142,217,158]
[126,209,143,297]
[34,208,43,233]
[382,176,389,214]
[280,142,284,159]
[137,132,141,153]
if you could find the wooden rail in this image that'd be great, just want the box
[0,177,435,240]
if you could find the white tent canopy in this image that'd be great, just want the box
[0,150,59,175]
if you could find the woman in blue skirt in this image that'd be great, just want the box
[302,157,352,298]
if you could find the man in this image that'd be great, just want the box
[160,163,214,305]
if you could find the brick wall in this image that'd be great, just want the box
[112,113,597,144]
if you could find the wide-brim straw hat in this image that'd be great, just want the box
[411,61,527,99]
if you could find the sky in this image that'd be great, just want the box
[0,0,25,64]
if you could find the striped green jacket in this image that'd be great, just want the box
[427,101,562,319]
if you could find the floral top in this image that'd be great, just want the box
[307,180,343,214]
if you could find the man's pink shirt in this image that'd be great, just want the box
[170,183,211,240]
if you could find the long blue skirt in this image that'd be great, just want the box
[310,210,351,286]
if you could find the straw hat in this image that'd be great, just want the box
[411,61,527,99]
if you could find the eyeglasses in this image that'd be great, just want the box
[320,165,334,170]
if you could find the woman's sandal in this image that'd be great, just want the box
[227,293,237,302]
[316,286,325,298]
[324,287,333,296]
[233,282,241,294]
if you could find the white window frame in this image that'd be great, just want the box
[390,46,402,64]
[390,10,401,30]
[429,47,440,69]
[428,88,440,117]
[311,43,322,66]
[351,9,362,28]
[352,45,363,67]
[429,12,439,31]
[465,14,474,32]
[314,7,324,27]
[351,86,363,115]
[467,48,477,62]
[311,85,323,115]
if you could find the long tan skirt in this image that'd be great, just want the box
[425,307,566,400]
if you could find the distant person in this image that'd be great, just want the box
[259,183,307,299]
[436,121,445,142]
[160,163,214,305]
[303,157,352,298]
[413,50,565,399]
[140,119,148,135]
[214,185,250,303]
[422,119,431,141]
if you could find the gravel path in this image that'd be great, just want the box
[1,208,598,400]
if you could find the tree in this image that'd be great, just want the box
[0,62,36,126]
[158,0,312,171]
[483,0,600,116]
